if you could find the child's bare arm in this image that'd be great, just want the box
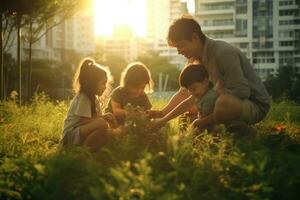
[150,95,196,129]
[161,88,190,116]
[102,113,118,128]
[111,100,126,120]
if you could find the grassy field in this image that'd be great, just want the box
[0,93,300,200]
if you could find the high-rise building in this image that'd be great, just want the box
[12,11,95,63]
[195,0,300,80]
[101,25,147,62]
[171,0,189,21]
[146,0,171,41]
[146,0,189,68]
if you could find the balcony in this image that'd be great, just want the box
[197,8,234,16]
[202,24,234,31]
[201,20,234,31]
[278,5,298,10]
[199,0,235,4]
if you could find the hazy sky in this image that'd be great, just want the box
[94,0,195,36]
[184,0,195,13]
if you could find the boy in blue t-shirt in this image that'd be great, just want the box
[179,64,217,131]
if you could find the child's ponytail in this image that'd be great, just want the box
[73,57,111,115]
[80,59,94,74]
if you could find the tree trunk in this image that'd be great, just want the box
[27,21,33,100]
[61,20,66,99]
[0,13,4,100]
[17,14,22,105]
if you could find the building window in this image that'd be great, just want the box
[279,57,293,65]
[279,10,295,16]
[279,1,293,6]
[252,42,273,49]
[280,51,293,57]
[294,57,300,63]
[279,30,294,38]
[253,58,275,64]
[235,19,247,36]
[239,43,248,48]
[236,0,247,4]
[280,41,294,47]
[279,20,300,25]
[200,2,233,11]
[236,6,247,14]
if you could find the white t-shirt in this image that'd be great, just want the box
[63,93,99,136]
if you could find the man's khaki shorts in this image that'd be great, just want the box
[239,99,268,125]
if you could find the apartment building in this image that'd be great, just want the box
[194,0,300,80]
[146,0,189,68]
[101,25,147,62]
[11,11,95,63]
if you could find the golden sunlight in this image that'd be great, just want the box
[94,0,146,37]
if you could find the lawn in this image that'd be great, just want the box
[0,93,300,200]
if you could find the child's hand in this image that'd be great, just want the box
[149,118,166,130]
[102,112,118,128]
[110,126,125,137]
[146,110,163,119]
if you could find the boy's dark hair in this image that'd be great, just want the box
[167,16,206,46]
[179,64,209,88]
[120,62,154,93]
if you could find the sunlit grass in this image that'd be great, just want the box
[0,93,300,199]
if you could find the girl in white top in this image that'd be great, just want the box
[62,58,118,152]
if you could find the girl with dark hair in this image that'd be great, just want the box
[62,58,119,152]
[106,62,160,124]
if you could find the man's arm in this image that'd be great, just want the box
[161,87,191,116]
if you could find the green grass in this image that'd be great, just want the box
[0,93,300,200]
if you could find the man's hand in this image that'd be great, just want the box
[110,126,125,137]
[149,118,167,130]
[102,112,118,128]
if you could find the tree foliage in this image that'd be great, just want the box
[138,51,181,90]
[265,67,300,103]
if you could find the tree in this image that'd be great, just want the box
[3,53,16,97]
[2,0,91,102]
[97,54,128,88]
[0,3,17,100]
[93,47,181,91]
[22,0,89,99]
[138,51,181,91]
[265,66,300,103]
[290,73,300,102]
[0,12,3,100]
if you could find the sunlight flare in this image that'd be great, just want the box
[94,0,146,37]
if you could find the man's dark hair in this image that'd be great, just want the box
[167,16,206,46]
[179,64,209,88]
